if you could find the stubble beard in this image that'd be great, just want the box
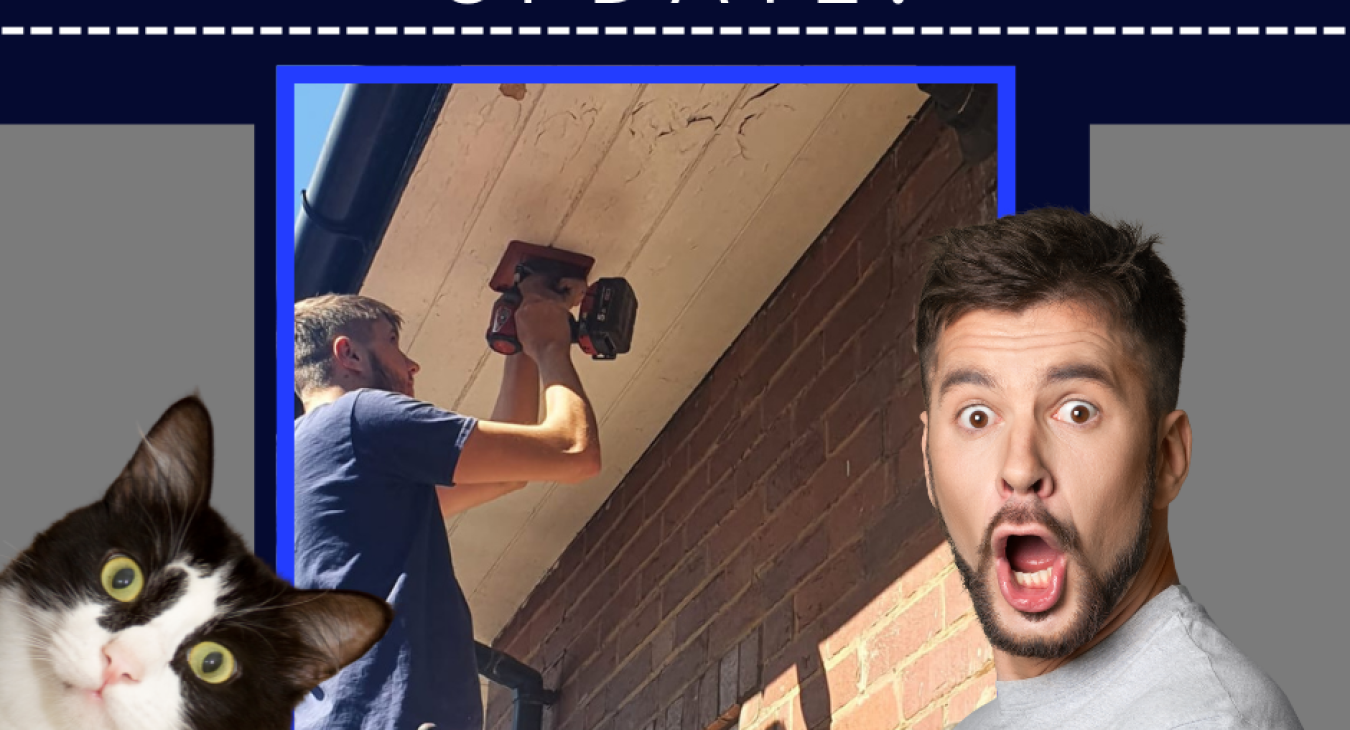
[929,443,1157,659]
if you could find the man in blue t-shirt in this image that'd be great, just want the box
[292,275,600,730]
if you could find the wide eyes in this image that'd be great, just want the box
[955,400,1099,431]
[189,641,237,684]
[957,405,995,430]
[1054,400,1099,425]
[100,556,145,602]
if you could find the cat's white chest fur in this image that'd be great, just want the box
[0,564,226,730]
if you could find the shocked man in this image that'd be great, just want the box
[916,208,1302,728]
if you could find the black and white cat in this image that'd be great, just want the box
[0,394,393,730]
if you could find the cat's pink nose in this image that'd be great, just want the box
[101,641,144,687]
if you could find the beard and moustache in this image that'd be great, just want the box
[929,439,1158,660]
[367,351,411,397]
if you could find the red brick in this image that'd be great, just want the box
[833,683,900,730]
[614,518,662,594]
[755,243,821,343]
[894,127,962,224]
[651,618,676,664]
[795,340,859,434]
[607,643,654,709]
[655,630,708,707]
[826,650,862,714]
[575,639,618,702]
[736,409,790,496]
[739,321,796,404]
[687,392,738,467]
[825,412,884,491]
[659,543,710,619]
[708,578,764,660]
[900,620,994,718]
[943,565,974,626]
[764,333,825,425]
[594,584,641,657]
[945,670,997,725]
[683,481,737,553]
[709,411,764,487]
[794,670,831,730]
[758,524,829,601]
[738,629,762,697]
[856,203,895,273]
[698,666,720,728]
[660,460,711,543]
[615,682,660,730]
[675,548,754,640]
[738,692,762,728]
[583,689,610,729]
[864,586,943,683]
[898,543,952,601]
[763,425,825,509]
[826,353,896,453]
[822,259,893,358]
[617,592,662,660]
[661,696,684,730]
[789,424,829,486]
[720,646,740,709]
[706,485,766,561]
[794,542,863,631]
[820,579,901,661]
[760,600,794,668]
[907,709,944,730]
[641,533,685,597]
[794,245,860,346]
[826,462,895,554]
[860,489,941,582]
[681,681,702,730]
[856,294,908,377]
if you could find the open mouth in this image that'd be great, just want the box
[994,526,1069,614]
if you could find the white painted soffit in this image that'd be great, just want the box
[359,82,929,644]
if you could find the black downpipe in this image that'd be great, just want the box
[476,644,560,730]
[291,83,560,730]
[294,83,448,301]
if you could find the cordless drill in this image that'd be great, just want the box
[485,242,638,361]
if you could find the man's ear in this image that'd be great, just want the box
[1153,410,1192,510]
[330,335,365,379]
[920,411,935,509]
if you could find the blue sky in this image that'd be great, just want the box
[293,84,346,224]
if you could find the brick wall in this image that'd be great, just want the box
[488,100,1000,730]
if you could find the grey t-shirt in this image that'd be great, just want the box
[957,585,1302,729]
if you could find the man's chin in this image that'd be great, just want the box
[979,577,1097,659]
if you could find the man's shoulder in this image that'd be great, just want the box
[1163,597,1302,729]
[1101,588,1302,729]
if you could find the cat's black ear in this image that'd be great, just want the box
[106,393,214,513]
[282,589,394,691]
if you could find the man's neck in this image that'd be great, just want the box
[301,385,351,414]
[993,513,1180,681]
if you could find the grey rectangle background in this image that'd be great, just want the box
[1092,125,1343,729]
[0,125,254,563]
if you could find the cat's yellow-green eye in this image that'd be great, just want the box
[188,641,237,684]
[100,556,144,602]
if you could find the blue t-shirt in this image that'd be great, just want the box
[293,388,482,730]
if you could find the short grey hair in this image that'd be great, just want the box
[294,294,404,396]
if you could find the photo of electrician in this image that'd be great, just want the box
[292,275,601,730]
[915,209,1303,728]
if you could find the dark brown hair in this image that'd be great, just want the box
[294,294,404,397]
[914,207,1187,421]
